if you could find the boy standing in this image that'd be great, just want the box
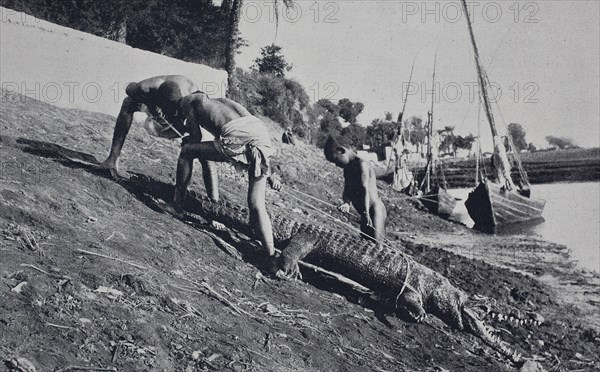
[324,136,387,246]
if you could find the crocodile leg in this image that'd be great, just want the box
[276,231,323,279]
[395,290,427,322]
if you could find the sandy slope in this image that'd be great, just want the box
[1,90,598,371]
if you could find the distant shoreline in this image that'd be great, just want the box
[381,147,600,188]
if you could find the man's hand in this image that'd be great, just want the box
[210,220,226,230]
[338,203,351,214]
[364,213,373,228]
[268,174,282,191]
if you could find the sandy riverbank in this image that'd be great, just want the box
[1,90,598,371]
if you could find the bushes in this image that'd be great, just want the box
[235,68,377,150]
[235,69,315,140]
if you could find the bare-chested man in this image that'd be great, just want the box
[166,92,281,258]
[97,76,213,194]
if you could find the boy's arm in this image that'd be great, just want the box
[360,161,372,225]
[337,172,353,214]
[341,175,352,204]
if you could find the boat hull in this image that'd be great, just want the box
[465,180,546,231]
[420,185,457,218]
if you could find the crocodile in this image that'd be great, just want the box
[185,194,538,362]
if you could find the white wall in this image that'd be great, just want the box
[0,7,228,118]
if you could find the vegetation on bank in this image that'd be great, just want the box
[1,0,583,156]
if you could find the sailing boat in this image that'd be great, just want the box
[417,54,457,217]
[392,60,416,192]
[391,115,414,192]
[461,0,545,230]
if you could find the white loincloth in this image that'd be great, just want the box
[213,115,276,177]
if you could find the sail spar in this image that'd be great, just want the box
[460,0,516,190]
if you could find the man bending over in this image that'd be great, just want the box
[167,92,281,258]
[98,75,219,201]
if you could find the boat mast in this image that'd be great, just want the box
[460,0,516,190]
[426,52,437,192]
[397,57,416,143]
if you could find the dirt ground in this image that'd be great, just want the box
[1,91,599,371]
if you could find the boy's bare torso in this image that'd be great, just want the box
[343,158,381,215]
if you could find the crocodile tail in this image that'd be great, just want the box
[461,307,522,363]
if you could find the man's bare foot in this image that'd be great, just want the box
[97,160,122,179]
[160,203,185,218]
[210,220,226,230]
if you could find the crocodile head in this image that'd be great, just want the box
[461,306,522,363]
[467,296,544,326]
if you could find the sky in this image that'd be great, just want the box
[235,0,600,148]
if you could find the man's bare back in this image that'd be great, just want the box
[99,75,199,177]
[179,93,253,140]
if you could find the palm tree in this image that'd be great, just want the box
[438,125,456,156]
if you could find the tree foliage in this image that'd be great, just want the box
[312,99,342,147]
[235,69,313,139]
[454,134,476,152]
[406,116,426,154]
[338,98,364,124]
[438,126,456,155]
[545,136,578,150]
[507,123,528,152]
[1,0,239,68]
[252,44,292,78]
[366,117,399,158]
[1,0,128,38]
[341,124,367,149]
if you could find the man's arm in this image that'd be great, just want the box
[179,96,203,143]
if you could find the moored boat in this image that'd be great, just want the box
[461,0,545,230]
[416,53,457,218]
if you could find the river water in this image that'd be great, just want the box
[450,182,600,273]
